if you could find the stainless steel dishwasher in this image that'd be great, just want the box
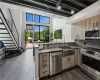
[50,52,62,75]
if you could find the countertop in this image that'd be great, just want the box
[83,47,100,52]
[68,46,81,49]
[39,48,63,53]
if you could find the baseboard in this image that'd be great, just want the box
[35,78,39,80]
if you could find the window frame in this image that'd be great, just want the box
[26,13,33,22]
[26,24,33,30]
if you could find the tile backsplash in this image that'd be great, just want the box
[76,39,100,49]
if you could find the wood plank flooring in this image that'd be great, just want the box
[0,49,35,80]
[47,68,93,80]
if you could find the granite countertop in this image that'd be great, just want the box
[39,48,63,53]
[69,46,81,49]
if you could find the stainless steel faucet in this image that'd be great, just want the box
[62,35,65,47]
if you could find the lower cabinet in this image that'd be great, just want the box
[62,55,75,70]
[39,53,50,78]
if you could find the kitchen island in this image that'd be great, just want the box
[34,43,81,80]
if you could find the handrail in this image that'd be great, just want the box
[0,8,19,48]
[8,9,19,46]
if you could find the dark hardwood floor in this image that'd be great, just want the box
[47,68,93,80]
[0,49,35,80]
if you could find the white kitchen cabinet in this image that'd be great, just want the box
[71,23,78,39]
[62,56,69,70]
[62,55,75,70]
[71,20,85,40]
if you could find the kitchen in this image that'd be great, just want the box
[33,0,100,80]
[0,0,100,80]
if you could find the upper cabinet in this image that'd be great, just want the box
[71,20,85,40]
[71,14,100,40]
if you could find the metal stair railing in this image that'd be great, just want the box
[0,8,19,49]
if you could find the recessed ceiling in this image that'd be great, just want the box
[1,0,98,17]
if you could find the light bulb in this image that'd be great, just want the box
[71,10,75,14]
[57,6,61,10]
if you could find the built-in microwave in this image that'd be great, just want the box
[85,30,100,39]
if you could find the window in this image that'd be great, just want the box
[34,25,49,42]
[26,24,33,30]
[40,16,49,24]
[34,14,50,24]
[34,15,39,23]
[26,13,33,22]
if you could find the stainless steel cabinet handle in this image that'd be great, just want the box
[43,71,47,73]
[43,64,47,67]
[68,57,70,61]
[96,22,99,27]
[93,23,95,27]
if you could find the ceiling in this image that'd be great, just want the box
[1,0,98,17]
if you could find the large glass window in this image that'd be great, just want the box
[34,14,50,24]
[26,13,33,22]
[34,15,39,23]
[40,16,49,24]
[34,25,49,42]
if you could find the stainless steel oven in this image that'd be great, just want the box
[80,49,100,79]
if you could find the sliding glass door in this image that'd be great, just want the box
[34,25,49,43]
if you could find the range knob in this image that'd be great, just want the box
[95,52,100,57]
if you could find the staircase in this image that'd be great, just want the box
[0,8,22,55]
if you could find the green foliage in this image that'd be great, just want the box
[25,31,33,41]
[54,29,62,39]
[34,28,49,42]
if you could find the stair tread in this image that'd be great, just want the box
[4,43,14,44]
[1,40,13,41]
[0,33,9,34]
[0,37,11,38]
[0,23,4,25]
[6,45,16,46]
[0,28,7,30]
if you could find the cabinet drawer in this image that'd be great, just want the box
[40,53,49,60]
[40,67,49,78]
[40,61,49,68]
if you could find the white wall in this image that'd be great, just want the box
[52,17,74,42]
[10,9,22,47]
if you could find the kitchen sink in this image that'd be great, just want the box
[60,46,75,57]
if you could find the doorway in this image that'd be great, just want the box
[25,24,34,49]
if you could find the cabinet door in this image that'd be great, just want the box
[90,16,95,29]
[81,20,85,39]
[68,55,75,68]
[77,20,85,40]
[71,23,77,39]
[96,14,100,28]
[86,18,91,31]
[62,57,69,70]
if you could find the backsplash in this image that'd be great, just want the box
[39,42,77,49]
[76,39,100,49]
